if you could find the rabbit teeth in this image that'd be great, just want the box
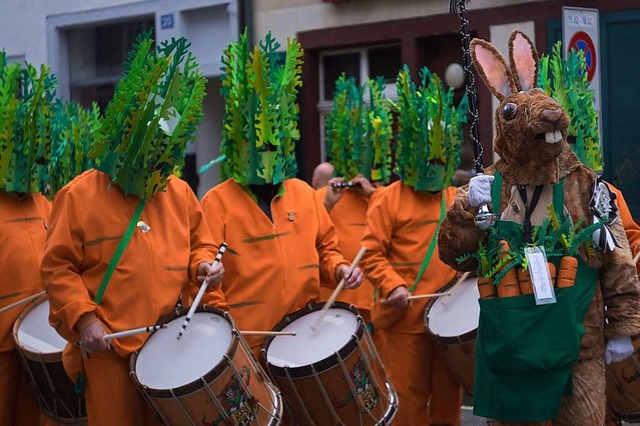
[545,131,562,144]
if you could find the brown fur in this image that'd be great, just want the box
[438,29,640,424]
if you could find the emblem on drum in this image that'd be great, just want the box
[334,357,379,412]
[203,366,255,426]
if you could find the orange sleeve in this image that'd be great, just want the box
[41,185,96,340]
[313,189,348,288]
[185,186,227,309]
[360,190,407,298]
[198,191,228,308]
[608,185,640,274]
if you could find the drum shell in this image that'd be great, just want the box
[130,306,281,426]
[423,277,478,397]
[12,295,87,424]
[263,302,397,426]
[606,339,640,423]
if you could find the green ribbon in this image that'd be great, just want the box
[94,199,146,304]
[408,193,446,293]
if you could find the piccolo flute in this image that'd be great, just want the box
[332,181,360,189]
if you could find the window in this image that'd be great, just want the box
[318,44,401,160]
[67,18,154,111]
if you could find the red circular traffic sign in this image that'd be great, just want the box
[568,31,597,82]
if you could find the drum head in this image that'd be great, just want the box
[15,300,67,354]
[426,277,480,338]
[266,307,358,368]
[135,312,233,390]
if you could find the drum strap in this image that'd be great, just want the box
[94,199,146,305]
[408,193,446,293]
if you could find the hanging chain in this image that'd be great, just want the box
[450,0,484,173]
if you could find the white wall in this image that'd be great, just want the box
[254,0,546,44]
[0,0,140,67]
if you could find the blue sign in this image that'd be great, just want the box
[160,14,174,29]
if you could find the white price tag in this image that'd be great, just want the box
[524,246,556,305]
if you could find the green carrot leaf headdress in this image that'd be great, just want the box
[538,42,602,172]
[0,52,57,194]
[89,31,206,200]
[48,100,101,198]
[325,75,392,183]
[392,65,468,192]
[218,30,303,185]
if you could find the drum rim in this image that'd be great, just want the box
[130,305,239,397]
[12,294,64,361]
[262,301,364,378]
[423,275,478,345]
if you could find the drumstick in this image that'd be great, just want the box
[177,243,227,341]
[383,271,471,303]
[103,324,167,341]
[76,324,168,346]
[0,291,45,314]
[310,246,367,333]
[633,251,640,265]
[405,292,453,301]
[239,331,296,336]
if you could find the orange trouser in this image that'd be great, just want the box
[83,350,161,426]
[380,330,462,426]
[0,349,43,426]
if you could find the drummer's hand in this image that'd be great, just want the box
[323,178,346,212]
[351,175,376,199]
[385,286,411,309]
[78,314,109,352]
[339,265,363,289]
[197,261,225,286]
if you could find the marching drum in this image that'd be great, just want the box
[423,275,480,395]
[12,294,87,424]
[263,302,397,426]
[606,339,640,422]
[130,306,282,426]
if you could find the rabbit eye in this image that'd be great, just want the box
[502,103,517,120]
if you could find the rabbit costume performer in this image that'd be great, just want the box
[438,30,640,425]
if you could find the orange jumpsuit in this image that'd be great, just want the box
[0,191,51,426]
[200,178,347,357]
[360,182,462,426]
[316,187,374,322]
[42,170,226,426]
[610,185,640,273]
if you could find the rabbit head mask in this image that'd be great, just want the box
[471,30,581,185]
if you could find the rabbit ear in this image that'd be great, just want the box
[471,38,516,101]
[509,30,538,91]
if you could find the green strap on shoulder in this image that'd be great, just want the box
[491,170,503,213]
[408,193,447,293]
[94,199,146,305]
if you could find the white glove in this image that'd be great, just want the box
[605,336,634,365]
[468,174,494,207]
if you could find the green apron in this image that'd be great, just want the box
[473,171,598,422]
